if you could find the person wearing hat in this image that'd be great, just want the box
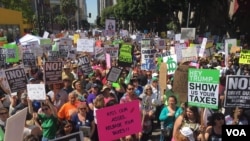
[62,64,75,84]
[62,76,74,94]
[86,83,100,111]
[101,85,117,105]
[174,127,195,141]
[11,92,29,115]
[71,64,78,80]
[85,72,103,92]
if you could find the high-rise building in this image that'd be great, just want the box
[98,0,117,16]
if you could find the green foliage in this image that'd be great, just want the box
[60,0,77,17]
[54,14,67,28]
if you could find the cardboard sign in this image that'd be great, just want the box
[172,63,195,103]
[4,68,27,93]
[50,132,83,141]
[224,75,250,108]
[159,63,167,96]
[188,69,220,109]
[44,62,63,85]
[27,84,46,100]
[107,67,122,82]
[5,108,27,141]
[96,100,142,141]
[47,51,59,61]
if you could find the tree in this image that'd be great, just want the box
[59,0,77,29]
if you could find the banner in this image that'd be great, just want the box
[44,62,63,85]
[96,100,142,141]
[118,44,133,67]
[188,68,219,109]
[224,75,250,108]
[4,68,27,93]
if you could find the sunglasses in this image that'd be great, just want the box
[0,112,8,115]
[42,108,49,111]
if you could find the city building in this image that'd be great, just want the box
[98,0,117,16]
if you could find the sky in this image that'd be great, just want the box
[86,0,98,24]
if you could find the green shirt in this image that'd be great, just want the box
[39,114,58,139]
[0,126,4,141]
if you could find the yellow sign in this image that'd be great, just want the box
[239,50,250,64]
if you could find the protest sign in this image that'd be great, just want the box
[181,47,197,62]
[77,38,95,52]
[58,45,69,58]
[198,38,207,57]
[4,68,27,93]
[0,70,11,94]
[0,53,5,68]
[159,63,167,96]
[181,28,196,40]
[105,19,116,32]
[27,84,46,100]
[141,39,151,48]
[118,44,133,67]
[107,67,122,82]
[175,43,186,62]
[104,45,119,59]
[95,47,105,60]
[3,44,19,63]
[188,69,219,109]
[77,56,93,75]
[50,131,83,141]
[96,100,142,141]
[163,54,177,75]
[173,63,195,103]
[224,75,250,108]
[156,39,166,49]
[44,62,63,85]
[23,53,36,67]
[47,51,59,61]
[68,48,76,60]
[141,49,156,70]
[5,107,27,141]
[239,50,250,64]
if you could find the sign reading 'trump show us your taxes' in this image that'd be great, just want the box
[96,100,142,141]
[188,68,220,109]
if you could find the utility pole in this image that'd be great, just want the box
[35,0,42,36]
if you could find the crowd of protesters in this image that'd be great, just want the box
[0,29,249,141]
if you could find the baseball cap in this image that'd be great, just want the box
[179,127,195,141]
[152,72,158,77]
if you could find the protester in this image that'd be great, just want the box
[225,107,248,125]
[47,83,68,110]
[56,120,75,138]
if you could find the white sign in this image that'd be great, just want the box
[5,108,28,141]
[199,38,207,57]
[77,38,95,52]
[27,84,46,100]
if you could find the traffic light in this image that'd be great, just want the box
[89,13,91,18]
